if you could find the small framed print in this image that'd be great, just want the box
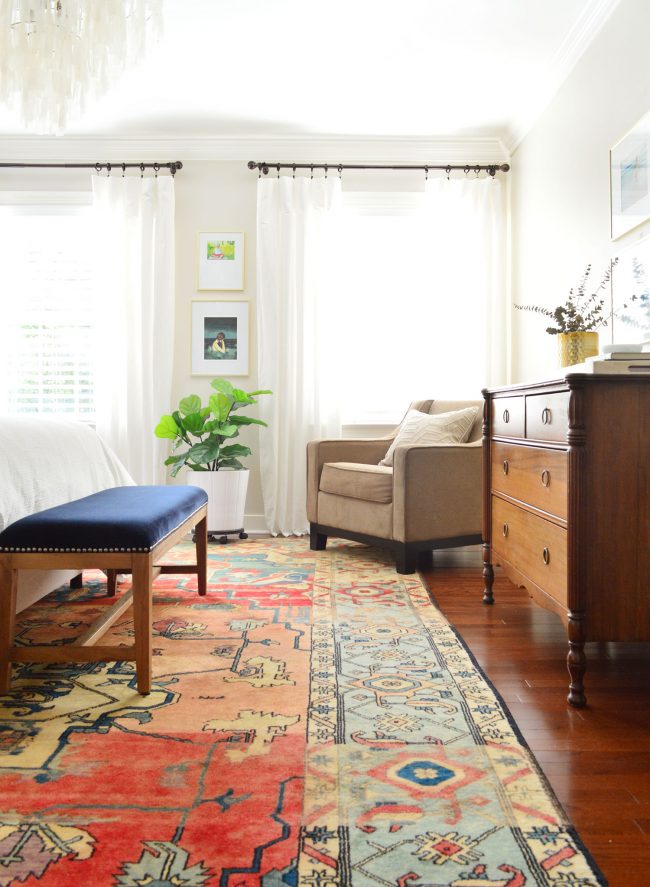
[198,232,245,290]
[191,300,249,376]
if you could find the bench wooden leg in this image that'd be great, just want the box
[132,554,153,695]
[0,560,18,694]
[195,516,207,596]
[70,572,83,589]
[106,569,118,597]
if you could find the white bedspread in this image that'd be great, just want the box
[0,417,135,613]
[0,416,134,533]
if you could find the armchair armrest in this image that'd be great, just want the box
[392,440,482,542]
[306,438,392,523]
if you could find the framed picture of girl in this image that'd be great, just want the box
[191,301,249,375]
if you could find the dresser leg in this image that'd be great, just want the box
[482,544,494,605]
[567,610,587,707]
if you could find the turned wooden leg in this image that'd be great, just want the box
[195,515,208,596]
[0,560,18,694]
[70,572,83,589]
[310,525,327,551]
[482,543,494,605]
[131,554,153,695]
[567,609,587,707]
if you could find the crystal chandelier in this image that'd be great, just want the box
[0,1,162,135]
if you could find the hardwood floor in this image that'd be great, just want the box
[421,550,650,887]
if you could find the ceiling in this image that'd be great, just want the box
[0,0,621,150]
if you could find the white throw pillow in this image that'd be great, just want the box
[379,406,479,467]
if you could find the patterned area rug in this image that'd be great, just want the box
[0,537,605,886]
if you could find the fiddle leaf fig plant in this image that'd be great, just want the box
[155,377,272,476]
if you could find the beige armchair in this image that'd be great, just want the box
[307,399,483,573]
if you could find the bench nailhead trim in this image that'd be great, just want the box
[0,545,153,553]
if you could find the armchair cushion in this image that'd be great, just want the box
[378,406,479,467]
[320,462,393,504]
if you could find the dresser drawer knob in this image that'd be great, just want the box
[502,522,509,537]
[503,408,510,423]
[541,469,550,487]
[541,407,552,425]
[542,547,550,565]
[503,460,509,475]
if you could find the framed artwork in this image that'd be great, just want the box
[191,301,249,375]
[198,232,245,290]
[611,236,650,343]
[611,110,650,240]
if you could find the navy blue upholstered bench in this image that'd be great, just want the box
[0,485,208,695]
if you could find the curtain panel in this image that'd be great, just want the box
[91,174,175,485]
[256,176,343,535]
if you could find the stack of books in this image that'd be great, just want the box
[570,342,650,374]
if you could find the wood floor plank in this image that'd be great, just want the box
[422,555,650,887]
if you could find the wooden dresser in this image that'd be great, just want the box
[482,374,650,706]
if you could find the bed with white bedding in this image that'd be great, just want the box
[0,417,134,612]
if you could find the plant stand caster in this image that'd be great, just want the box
[219,535,228,544]
[239,532,248,539]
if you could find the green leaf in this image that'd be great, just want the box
[188,440,221,464]
[154,415,180,439]
[228,415,267,427]
[209,392,232,423]
[247,389,272,396]
[179,394,202,416]
[210,378,234,398]
[182,412,206,435]
[220,443,251,458]
[217,423,239,438]
[218,458,244,470]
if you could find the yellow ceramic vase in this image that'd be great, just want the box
[557,331,599,368]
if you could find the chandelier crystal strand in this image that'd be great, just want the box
[0,0,162,135]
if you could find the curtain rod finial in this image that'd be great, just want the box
[247,161,258,170]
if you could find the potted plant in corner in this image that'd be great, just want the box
[154,377,271,542]
[515,259,633,367]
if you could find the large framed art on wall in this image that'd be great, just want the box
[611,110,650,240]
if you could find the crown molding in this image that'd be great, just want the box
[0,134,509,165]
[505,0,623,153]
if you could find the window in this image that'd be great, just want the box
[0,197,97,421]
[336,187,499,425]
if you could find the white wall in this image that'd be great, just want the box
[511,0,650,382]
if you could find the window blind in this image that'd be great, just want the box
[0,203,97,421]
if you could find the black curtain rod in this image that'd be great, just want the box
[0,161,183,175]
[248,160,510,177]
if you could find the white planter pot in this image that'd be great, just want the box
[185,469,249,534]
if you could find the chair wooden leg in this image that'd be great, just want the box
[131,554,153,695]
[106,570,117,597]
[0,560,18,694]
[310,525,327,551]
[195,516,207,596]
[395,545,417,575]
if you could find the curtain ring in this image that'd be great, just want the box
[276,163,280,178]
[338,165,342,179]
[122,163,126,177]
[292,164,296,179]
[106,162,111,177]
[475,165,480,178]
[464,165,470,176]
[324,164,328,178]
[310,165,314,180]
[446,165,451,180]
[153,162,160,177]
[424,165,429,181]
[95,162,102,174]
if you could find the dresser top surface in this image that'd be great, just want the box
[483,374,650,397]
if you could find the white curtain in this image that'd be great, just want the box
[256,176,342,535]
[424,175,507,388]
[91,174,175,485]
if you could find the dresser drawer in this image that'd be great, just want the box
[491,395,525,438]
[492,497,567,606]
[525,391,570,442]
[491,442,568,520]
